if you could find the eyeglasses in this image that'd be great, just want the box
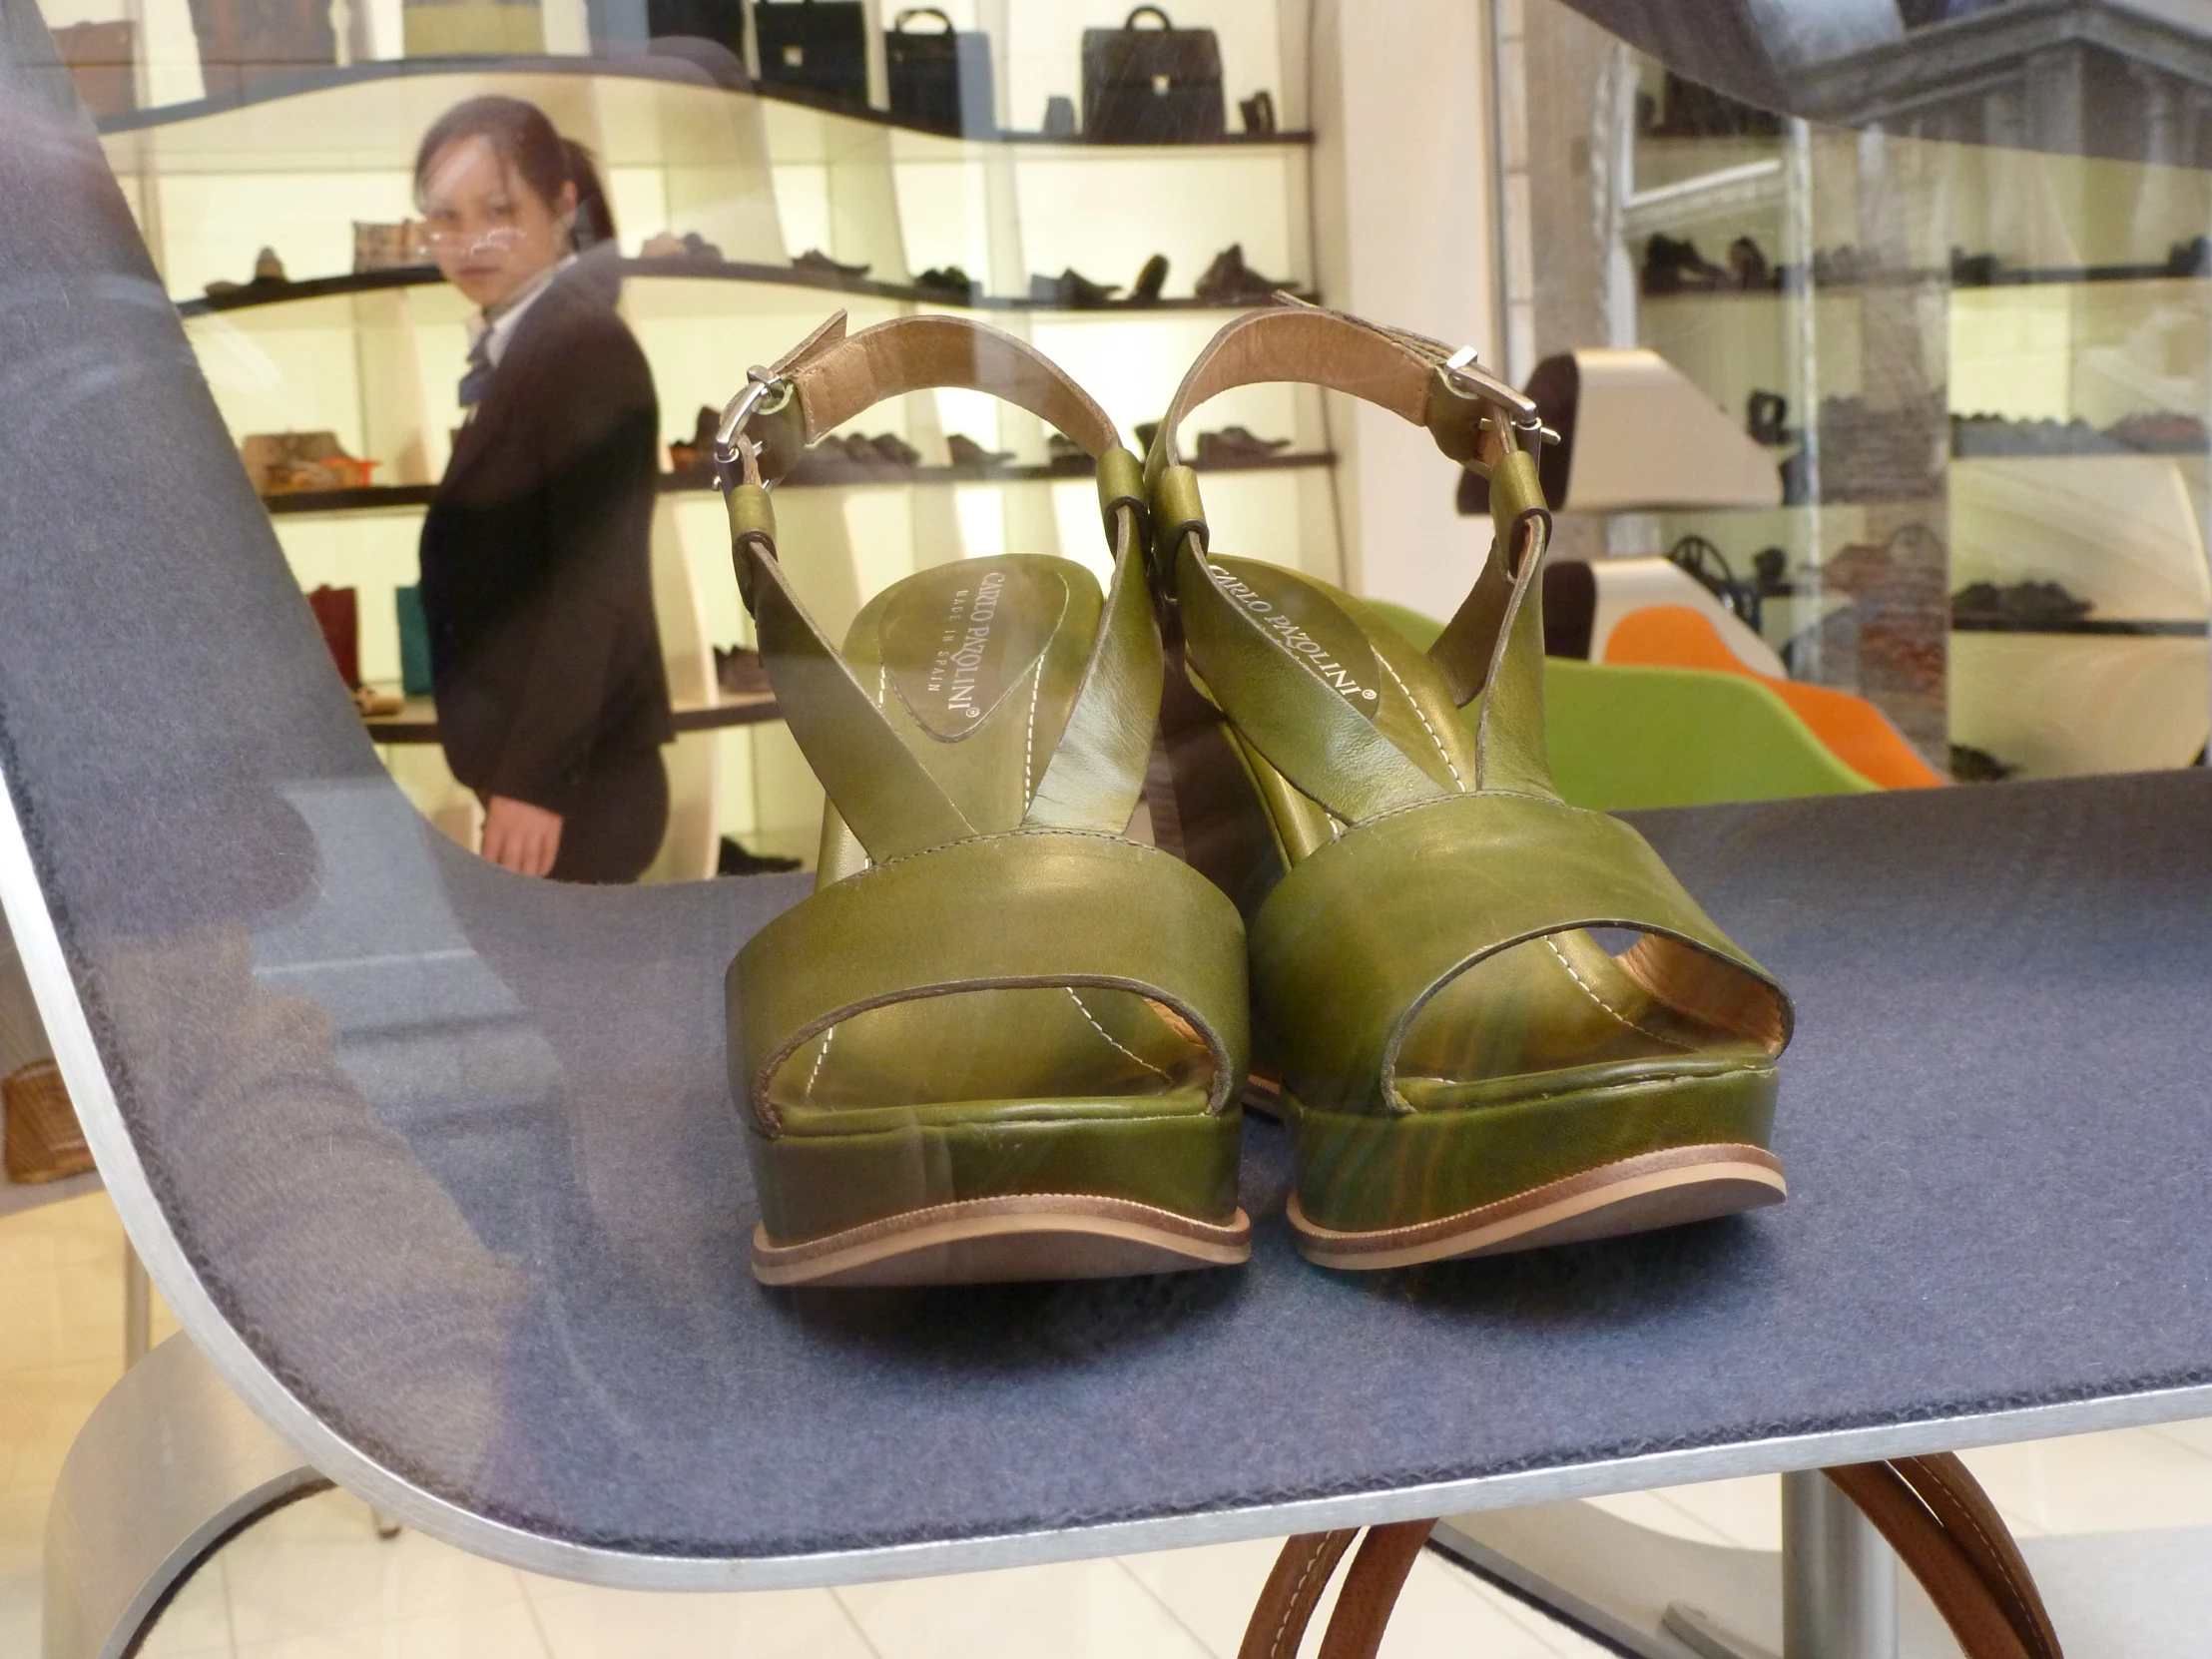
[423,225,525,254]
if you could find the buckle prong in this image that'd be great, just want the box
[1435,344,1542,428]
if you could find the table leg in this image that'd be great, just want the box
[122,1242,150,1370]
[1782,1470,1897,1659]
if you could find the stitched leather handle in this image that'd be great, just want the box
[1825,1455,2064,1659]
[1238,1522,1430,1659]
[1238,1530,1354,1659]
[1237,1458,2063,1659]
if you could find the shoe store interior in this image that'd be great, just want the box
[5,0,2212,1655]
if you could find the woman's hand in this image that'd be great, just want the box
[481,796,563,877]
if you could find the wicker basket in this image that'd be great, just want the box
[4,1060,94,1184]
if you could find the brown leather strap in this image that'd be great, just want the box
[1317,1521,1432,1659]
[1236,1522,1432,1659]
[1236,1458,2062,1659]
[1827,1458,2063,1659]
[1892,1453,2062,1659]
[1238,1530,1357,1659]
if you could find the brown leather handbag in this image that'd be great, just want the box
[1241,1453,2062,1659]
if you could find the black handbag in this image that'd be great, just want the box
[751,0,865,107]
[1081,6,1224,144]
[647,0,745,59]
[885,9,993,137]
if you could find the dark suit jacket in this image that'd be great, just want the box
[419,248,674,817]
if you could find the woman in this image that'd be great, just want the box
[415,97,673,882]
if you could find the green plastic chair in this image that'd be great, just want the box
[1366,601,1879,811]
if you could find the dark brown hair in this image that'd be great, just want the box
[413,95,616,250]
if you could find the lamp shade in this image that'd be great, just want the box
[1533,348,1785,512]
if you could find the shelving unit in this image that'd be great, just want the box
[101,43,1332,874]
[1602,97,2212,782]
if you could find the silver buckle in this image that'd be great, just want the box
[713,365,794,473]
[1437,345,1554,441]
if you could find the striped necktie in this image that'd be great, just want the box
[457,331,493,410]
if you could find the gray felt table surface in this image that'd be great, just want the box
[3,23,2212,1576]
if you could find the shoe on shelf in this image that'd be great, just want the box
[1041,93,1078,138]
[1194,425,1293,465]
[669,404,722,471]
[1728,235,1770,288]
[350,685,404,718]
[1240,89,1277,135]
[1640,233,1724,294]
[2108,409,2207,451]
[1746,388,1789,446]
[1194,243,1287,303]
[915,265,982,301]
[1046,430,1091,473]
[1146,304,1792,1269]
[1029,268,1122,306]
[718,836,802,876]
[869,432,922,466]
[205,245,289,299]
[1949,580,2092,629]
[715,309,1250,1286]
[946,432,1015,467]
[793,248,871,281]
[1130,253,1170,304]
[241,430,375,494]
[1133,419,1162,454]
[1949,246,2001,285]
[715,644,773,698]
[641,230,724,262]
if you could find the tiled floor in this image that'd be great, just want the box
[9,1193,2212,1659]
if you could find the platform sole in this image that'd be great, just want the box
[753,1194,1253,1287]
[1287,1143,1786,1270]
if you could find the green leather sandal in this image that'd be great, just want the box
[1144,304,1794,1270]
[717,313,1251,1287]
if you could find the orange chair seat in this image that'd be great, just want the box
[1603,606,1944,790]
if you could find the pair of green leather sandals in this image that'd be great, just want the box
[716,305,1793,1288]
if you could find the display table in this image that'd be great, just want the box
[9,30,2212,1658]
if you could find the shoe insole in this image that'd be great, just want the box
[1199,556,1771,1107]
[768,555,1214,1119]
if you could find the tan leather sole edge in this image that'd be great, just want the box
[753,1195,1254,1288]
[1287,1144,1787,1271]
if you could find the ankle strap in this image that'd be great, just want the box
[1146,301,1553,724]
[717,311,1122,487]
[1146,298,1541,476]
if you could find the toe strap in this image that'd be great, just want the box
[733,831,1250,1129]
[1250,793,1792,1116]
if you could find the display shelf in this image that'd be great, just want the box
[1950,618,2208,637]
[179,261,1313,318]
[1950,430,2209,458]
[261,451,1338,516]
[104,58,1314,303]
[362,688,779,744]
[95,54,1315,151]
[110,25,1330,876]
